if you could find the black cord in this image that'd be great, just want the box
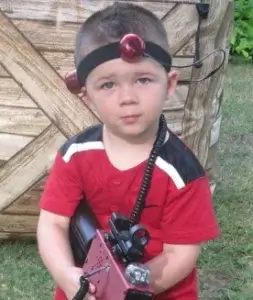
[174,49,227,83]
[72,276,90,300]
[194,2,210,68]
[130,114,168,224]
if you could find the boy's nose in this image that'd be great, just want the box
[118,85,138,106]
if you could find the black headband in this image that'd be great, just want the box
[76,33,172,87]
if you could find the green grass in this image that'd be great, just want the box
[1,63,253,299]
[198,63,253,300]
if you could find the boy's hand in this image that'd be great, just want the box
[64,266,96,300]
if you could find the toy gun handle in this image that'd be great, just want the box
[72,276,90,300]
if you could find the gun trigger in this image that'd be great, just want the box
[84,264,110,278]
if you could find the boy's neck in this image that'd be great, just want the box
[102,124,159,171]
[103,124,158,149]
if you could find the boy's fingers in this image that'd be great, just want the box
[88,283,96,294]
[86,296,96,300]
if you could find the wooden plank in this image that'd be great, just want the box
[3,191,41,215]
[174,35,196,57]
[12,19,78,52]
[172,57,194,82]
[163,85,189,136]
[3,175,48,215]
[42,51,75,78]
[0,64,9,77]
[181,1,232,166]
[0,106,50,136]
[164,85,189,112]
[1,0,175,23]
[0,232,36,239]
[0,214,38,233]
[162,4,198,55]
[0,133,33,160]
[0,124,66,212]
[0,11,99,138]
[0,78,37,107]
[166,110,185,136]
[0,160,6,167]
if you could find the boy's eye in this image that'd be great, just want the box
[100,82,115,89]
[137,77,152,84]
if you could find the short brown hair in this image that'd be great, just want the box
[74,2,169,67]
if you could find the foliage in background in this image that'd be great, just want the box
[230,0,253,60]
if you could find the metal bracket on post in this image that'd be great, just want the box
[194,0,210,68]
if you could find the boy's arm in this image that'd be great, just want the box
[37,150,89,297]
[37,210,78,285]
[146,243,201,295]
[145,176,219,294]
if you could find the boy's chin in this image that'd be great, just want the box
[115,125,155,141]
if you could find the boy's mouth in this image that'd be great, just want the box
[121,114,141,124]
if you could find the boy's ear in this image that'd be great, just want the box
[167,70,179,96]
[80,86,89,105]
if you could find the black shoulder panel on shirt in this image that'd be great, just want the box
[59,124,103,156]
[159,130,205,184]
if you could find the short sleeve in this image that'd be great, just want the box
[161,177,219,244]
[39,151,83,217]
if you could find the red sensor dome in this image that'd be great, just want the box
[119,34,145,62]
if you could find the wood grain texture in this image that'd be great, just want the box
[0,78,37,108]
[174,35,196,57]
[0,160,6,167]
[42,51,75,77]
[181,0,233,165]
[0,10,99,138]
[163,4,198,55]
[172,57,194,82]
[164,85,189,135]
[0,214,38,233]
[1,0,176,23]
[164,85,189,112]
[3,175,47,215]
[0,106,50,136]
[0,232,36,239]
[0,133,33,161]
[0,64,9,77]
[0,77,38,108]
[0,124,66,211]
[12,19,78,52]
[0,80,37,108]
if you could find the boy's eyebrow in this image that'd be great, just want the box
[96,74,115,81]
[96,70,156,82]
[134,71,156,76]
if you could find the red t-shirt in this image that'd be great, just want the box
[39,124,219,300]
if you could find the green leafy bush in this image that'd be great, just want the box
[230,0,253,60]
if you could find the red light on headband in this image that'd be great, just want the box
[65,70,79,94]
[119,34,145,62]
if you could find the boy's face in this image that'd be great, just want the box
[81,57,178,140]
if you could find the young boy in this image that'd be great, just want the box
[37,2,219,300]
